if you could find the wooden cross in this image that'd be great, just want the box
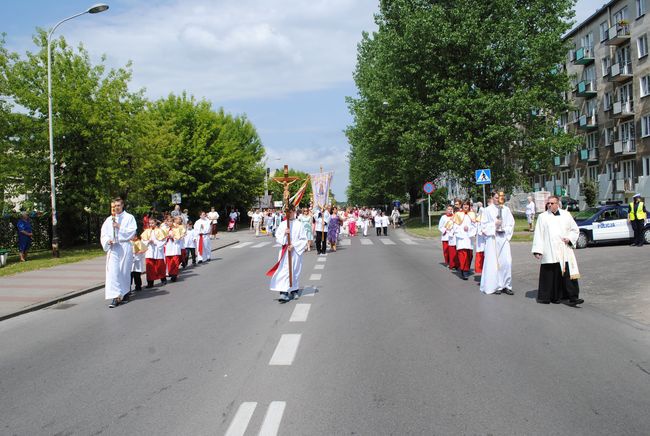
[272,165,300,287]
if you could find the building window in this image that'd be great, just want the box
[587,132,597,149]
[561,170,570,186]
[601,57,611,77]
[615,6,629,24]
[603,92,612,111]
[588,166,598,181]
[621,120,635,142]
[638,34,648,58]
[604,126,616,145]
[642,75,650,97]
[622,160,636,179]
[643,157,650,176]
[607,163,615,180]
[600,21,609,41]
[642,114,650,137]
[638,0,647,17]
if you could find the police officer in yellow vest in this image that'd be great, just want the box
[629,193,647,246]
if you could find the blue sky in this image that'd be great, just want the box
[1,0,604,201]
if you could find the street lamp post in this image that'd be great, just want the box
[47,4,109,257]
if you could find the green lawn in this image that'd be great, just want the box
[403,214,534,242]
[0,245,104,278]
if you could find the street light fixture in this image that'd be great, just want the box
[46,3,109,257]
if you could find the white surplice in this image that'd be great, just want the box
[453,212,477,251]
[195,217,212,261]
[479,204,514,294]
[100,211,137,299]
[531,209,580,279]
[269,219,308,293]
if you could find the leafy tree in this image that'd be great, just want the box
[347,0,581,209]
[266,168,312,208]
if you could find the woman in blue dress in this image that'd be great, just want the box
[17,212,33,261]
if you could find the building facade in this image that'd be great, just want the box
[532,0,650,205]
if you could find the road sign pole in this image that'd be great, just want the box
[428,194,431,231]
[482,184,486,209]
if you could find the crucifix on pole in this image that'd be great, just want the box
[272,165,300,286]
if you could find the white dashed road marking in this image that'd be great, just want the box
[259,401,287,436]
[317,257,327,262]
[269,334,301,365]
[314,264,325,270]
[309,274,322,281]
[225,402,257,436]
[289,304,311,322]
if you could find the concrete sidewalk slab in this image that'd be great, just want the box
[0,232,241,322]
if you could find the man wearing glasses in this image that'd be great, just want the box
[531,195,584,306]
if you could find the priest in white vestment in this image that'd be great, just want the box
[100,198,137,308]
[195,211,212,262]
[480,191,515,295]
[531,195,583,306]
[268,206,308,302]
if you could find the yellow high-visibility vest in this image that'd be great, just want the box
[629,201,647,220]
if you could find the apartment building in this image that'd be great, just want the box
[532,0,650,204]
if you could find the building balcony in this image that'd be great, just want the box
[575,80,597,98]
[605,23,631,46]
[613,139,636,154]
[588,147,598,161]
[578,113,598,131]
[612,101,634,119]
[608,63,633,82]
[615,177,634,192]
[573,46,595,65]
[553,155,570,167]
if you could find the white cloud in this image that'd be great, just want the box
[63,0,377,101]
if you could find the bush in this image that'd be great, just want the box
[582,180,598,207]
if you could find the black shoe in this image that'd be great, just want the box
[146,283,154,289]
[537,300,550,304]
[109,298,119,308]
[502,288,514,295]
[551,300,561,304]
[161,279,167,286]
[566,298,584,306]
[171,276,177,282]
[291,290,300,300]
[461,272,468,280]
[122,293,130,303]
[135,287,142,292]
[493,289,502,295]
[279,292,290,303]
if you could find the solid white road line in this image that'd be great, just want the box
[224,402,257,436]
[232,242,253,249]
[360,238,373,245]
[400,238,417,245]
[258,401,287,436]
[379,238,396,245]
[314,264,325,270]
[339,239,351,246]
[289,303,311,322]
[252,241,272,248]
[269,334,301,365]
[309,273,322,281]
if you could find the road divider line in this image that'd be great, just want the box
[224,402,257,436]
[309,274,322,281]
[258,401,286,436]
[314,264,325,270]
[232,242,253,249]
[289,304,311,322]
[269,334,301,365]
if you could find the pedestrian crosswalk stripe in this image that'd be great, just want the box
[225,402,257,436]
[232,242,253,249]
[360,238,373,245]
[314,264,325,270]
[379,238,396,245]
[269,335,301,365]
[339,239,351,246]
[317,257,327,262]
[259,401,286,436]
[399,238,417,245]
[252,241,271,248]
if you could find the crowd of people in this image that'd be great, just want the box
[101,199,224,309]
[439,191,585,306]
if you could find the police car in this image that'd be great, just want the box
[574,201,650,249]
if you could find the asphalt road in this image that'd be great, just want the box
[1,229,650,435]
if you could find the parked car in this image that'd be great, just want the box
[560,196,579,212]
[573,201,650,248]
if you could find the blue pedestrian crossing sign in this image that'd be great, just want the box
[475,169,491,185]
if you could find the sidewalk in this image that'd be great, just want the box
[0,232,241,321]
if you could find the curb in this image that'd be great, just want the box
[0,240,240,323]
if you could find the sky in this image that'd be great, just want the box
[1,0,605,201]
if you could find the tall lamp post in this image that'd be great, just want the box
[47,4,109,257]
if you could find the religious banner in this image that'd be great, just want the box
[310,171,333,208]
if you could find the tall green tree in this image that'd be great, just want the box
[266,168,312,208]
[347,0,581,208]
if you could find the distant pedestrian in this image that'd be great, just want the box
[526,196,536,232]
[328,207,341,251]
[629,194,647,247]
[100,198,137,308]
[380,211,389,236]
[391,207,400,229]
[208,207,220,239]
[17,212,33,262]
